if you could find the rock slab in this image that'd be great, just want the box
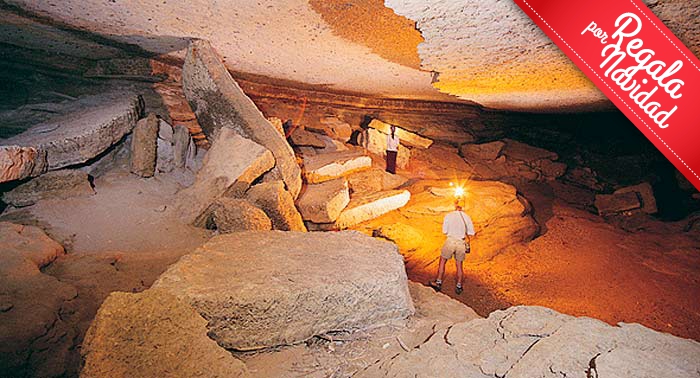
[153,231,414,351]
[182,39,302,198]
[336,189,411,229]
[246,181,306,231]
[303,149,372,184]
[2,169,94,207]
[130,114,159,177]
[364,128,410,169]
[2,91,142,174]
[614,182,658,214]
[81,289,248,378]
[176,128,275,225]
[368,119,433,149]
[0,146,47,183]
[358,306,700,378]
[595,191,641,215]
[296,178,350,223]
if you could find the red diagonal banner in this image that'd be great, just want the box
[513,0,700,191]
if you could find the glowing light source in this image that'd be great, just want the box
[454,186,465,198]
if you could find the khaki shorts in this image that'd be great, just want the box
[441,237,468,262]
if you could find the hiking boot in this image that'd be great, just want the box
[428,280,442,292]
[455,285,463,295]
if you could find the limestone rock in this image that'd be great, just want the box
[172,124,192,169]
[130,114,159,177]
[336,190,411,229]
[502,138,558,163]
[532,158,567,179]
[152,231,415,350]
[155,119,175,173]
[358,305,700,378]
[81,289,248,378]
[303,149,372,184]
[595,192,642,215]
[0,146,47,183]
[296,178,350,223]
[368,119,433,149]
[246,181,306,231]
[288,128,326,148]
[565,167,605,191]
[206,198,272,232]
[3,91,142,174]
[373,222,424,252]
[2,170,94,207]
[182,39,302,198]
[0,222,77,376]
[267,117,285,136]
[347,167,408,197]
[176,128,275,225]
[318,116,353,142]
[364,128,410,168]
[614,182,658,214]
[460,140,505,161]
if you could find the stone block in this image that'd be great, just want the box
[2,170,94,207]
[296,178,350,223]
[246,181,306,231]
[303,150,372,184]
[152,231,414,350]
[130,114,158,177]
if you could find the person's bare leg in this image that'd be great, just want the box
[437,257,447,282]
[456,259,464,286]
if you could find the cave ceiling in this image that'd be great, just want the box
[1,0,698,111]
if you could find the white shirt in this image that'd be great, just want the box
[442,210,475,240]
[386,133,400,152]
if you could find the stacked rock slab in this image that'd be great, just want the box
[614,182,658,214]
[2,170,94,207]
[80,289,248,378]
[368,119,433,149]
[335,190,411,229]
[296,178,350,223]
[595,191,641,215]
[347,167,408,197]
[288,128,326,148]
[1,91,142,183]
[357,306,700,378]
[152,231,414,351]
[246,181,307,231]
[182,39,302,198]
[303,149,372,184]
[130,114,158,177]
[176,128,275,225]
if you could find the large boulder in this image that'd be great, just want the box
[2,169,94,207]
[129,114,159,177]
[206,198,272,232]
[0,146,46,183]
[358,306,700,378]
[296,178,350,223]
[152,231,415,350]
[80,288,248,378]
[314,116,353,142]
[182,39,302,198]
[502,138,558,163]
[303,149,372,184]
[246,181,306,231]
[0,222,77,377]
[288,128,326,148]
[1,91,142,182]
[176,128,275,225]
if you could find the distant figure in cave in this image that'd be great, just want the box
[429,199,475,294]
[385,124,400,174]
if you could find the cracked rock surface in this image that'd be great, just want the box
[357,305,700,378]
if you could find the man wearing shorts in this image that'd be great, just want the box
[429,199,475,294]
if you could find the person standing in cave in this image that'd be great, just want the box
[385,125,400,174]
[429,199,475,294]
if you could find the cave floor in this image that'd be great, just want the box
[353,146,700,342]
